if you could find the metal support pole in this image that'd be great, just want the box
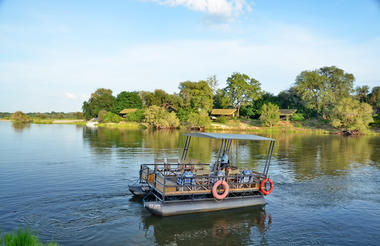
[226,139,232,154]
[181,136,191,161]
[215,139,226,172]
[263,141,275,177]
[216,139,225,162]
[181,136,189,160]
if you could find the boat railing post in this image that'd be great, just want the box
[163,176,166,199]
[154,171,157,189]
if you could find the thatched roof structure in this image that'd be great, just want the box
[210,109,237,116]
[279,109,297,116]
[119,108,138,114]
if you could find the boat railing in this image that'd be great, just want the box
[139,163,263,197]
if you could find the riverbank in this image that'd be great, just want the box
[2,118,379,135]
[205,119,333,134]
[0,118,86,125]
[90,119,335,134]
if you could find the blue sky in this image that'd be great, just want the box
[1,0,379,112]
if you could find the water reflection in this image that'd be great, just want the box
[11,122,30,132]
[142,207,272,245]
[274,134,378,180]
[82,127,380,178]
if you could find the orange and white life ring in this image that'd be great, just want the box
[260,178,274,195]
[212,180,229,200]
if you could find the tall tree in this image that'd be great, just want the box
[207,75,218,95]
[295,66,354,119]
[240,92,279,118]
[82,88,115,119]
[354,85,369,103]
[368,86,380,113]
[140,90,183,111]
[213,89,231,109]
[330,97,373,133]
[259,103,280,127]
[224,72,262,117]
[112,91,143,114]
[179,81,213,112]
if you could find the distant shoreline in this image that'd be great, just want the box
[2,118,379,135]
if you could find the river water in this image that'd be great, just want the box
[0,121,380,245]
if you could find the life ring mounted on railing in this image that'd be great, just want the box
[260,178,274,195]
[212,180,229,200]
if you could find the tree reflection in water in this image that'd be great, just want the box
[11,122,30,132]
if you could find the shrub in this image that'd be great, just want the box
[187,110,211,129]
[0,228,58,246]
[176,108,191,122]
[259,103,280,127]
[371,113,380,127]
[98,110,122,123]
[291,113,304,121]
[217,116,227,124]
[330,97,373,132]
[97,110,107,122]
[10,111,31,123]
[125,109,145,122]
[144,105,179,129]
[104,112,122,123]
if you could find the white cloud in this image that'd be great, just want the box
[64,92,77,99]
[151,0,251,18]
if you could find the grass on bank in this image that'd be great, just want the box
[97,121,147,129]
[0,228,57,246]
[206,118,334,134]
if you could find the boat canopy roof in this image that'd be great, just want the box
[183,132,275,141]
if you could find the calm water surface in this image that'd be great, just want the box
[1,121,380,245]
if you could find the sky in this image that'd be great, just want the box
[0,0,379,112]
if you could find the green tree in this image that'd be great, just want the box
[112,91,142,114]
[213,89,231,109]
[179,81,213,112]
[144,105,179,129]
[140,90,183,111]
[187,110,211,129]
[176,107,192,122]
[97,110,107,122]
[295,66,354,119]
[125,109,145,122]
[368,86,380,113]
[151,89,169,106]
[207,75,218,95]
[140,91,154,107]
[355,85,369,103]
[10,111,31,123]
[74,112,84,119]
[98,110,122,123]
[225,72,262,117]
[240,92,279,118]
[259,103,280,127]
[330,97,373,132]
[82,88,115,120]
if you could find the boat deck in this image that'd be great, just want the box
[140,163,263,197]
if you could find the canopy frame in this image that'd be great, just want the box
[181,132,275,177]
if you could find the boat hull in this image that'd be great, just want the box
[144,195,266,216]
[129,185,150,196]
